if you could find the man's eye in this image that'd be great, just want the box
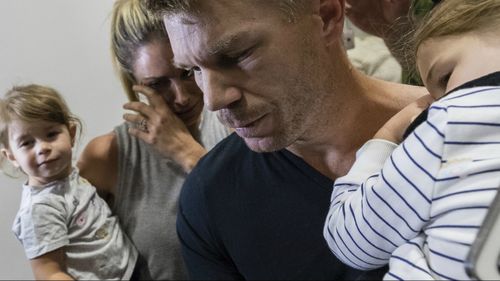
[232,48,253,63]
[236,49,252,62]
[218,48,253,68]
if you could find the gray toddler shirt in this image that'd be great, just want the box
[12,169,138,280]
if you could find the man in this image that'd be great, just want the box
[145,0,426,279]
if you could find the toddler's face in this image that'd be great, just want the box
[417,32,500,99]
[1,119,74,187]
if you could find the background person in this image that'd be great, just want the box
[345,0,438,85]
[345,19,403,83]
[77,0,231,279]
[146,0,427,279]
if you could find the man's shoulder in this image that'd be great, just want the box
[183,133,271,200]
[184,134,245,192]
[197,133,250,169]
[179,134,247,217]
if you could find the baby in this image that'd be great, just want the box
[0,84,137,280]
[324,0,500,279]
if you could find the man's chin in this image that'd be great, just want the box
[241,135,282,153]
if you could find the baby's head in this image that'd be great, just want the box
[0,84,82,186]
[414,0,500,99]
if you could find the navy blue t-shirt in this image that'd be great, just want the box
[177,133,386,280]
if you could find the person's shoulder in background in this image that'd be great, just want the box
[346,20,402,83]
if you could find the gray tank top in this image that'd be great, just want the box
[113,109,230,280]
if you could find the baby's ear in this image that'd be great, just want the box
[1,148,19,168]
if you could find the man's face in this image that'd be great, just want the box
[164,1,332,152]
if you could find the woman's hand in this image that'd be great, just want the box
[123,85,206,173]
[374,94,434,144]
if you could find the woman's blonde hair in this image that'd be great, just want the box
[413,0,500,66]
[110,0,167,101]
[0,84,82,175]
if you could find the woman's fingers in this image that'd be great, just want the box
[132,85,164,110]
[127,125,151,143]
[123,112,146,124]
[123,100,155,118]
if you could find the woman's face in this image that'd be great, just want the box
[132,38,204,128]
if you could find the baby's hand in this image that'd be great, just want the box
[374,95,434,144]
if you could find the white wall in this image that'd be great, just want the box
[0,1,126,279]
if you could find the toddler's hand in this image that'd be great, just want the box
[374,95,434,144]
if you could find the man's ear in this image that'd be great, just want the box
[1,148,19,168]
[68,123,77,147]
[315,0,345,46]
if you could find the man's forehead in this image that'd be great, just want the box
[163,0,281,25]
[165,11,258,65]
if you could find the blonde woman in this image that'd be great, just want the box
[77,0,230,279]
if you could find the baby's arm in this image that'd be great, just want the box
[30,248,73,280]
[374,95,434,144]
[324,97,444,270]
[14,197,73,280]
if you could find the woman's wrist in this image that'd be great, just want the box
[177,142,207,173]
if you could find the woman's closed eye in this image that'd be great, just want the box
[145,78,171,92]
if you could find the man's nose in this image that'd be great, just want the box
[199,69,242,111]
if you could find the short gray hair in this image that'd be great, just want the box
[142,0,308,22]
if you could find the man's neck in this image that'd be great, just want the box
[287,71,427,180]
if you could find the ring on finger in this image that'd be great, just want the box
[138,118,149,132]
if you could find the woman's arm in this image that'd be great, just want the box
[30,248,73,280]
[77,132,118,199]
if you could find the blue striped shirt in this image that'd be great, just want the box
[324,86,500,280]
